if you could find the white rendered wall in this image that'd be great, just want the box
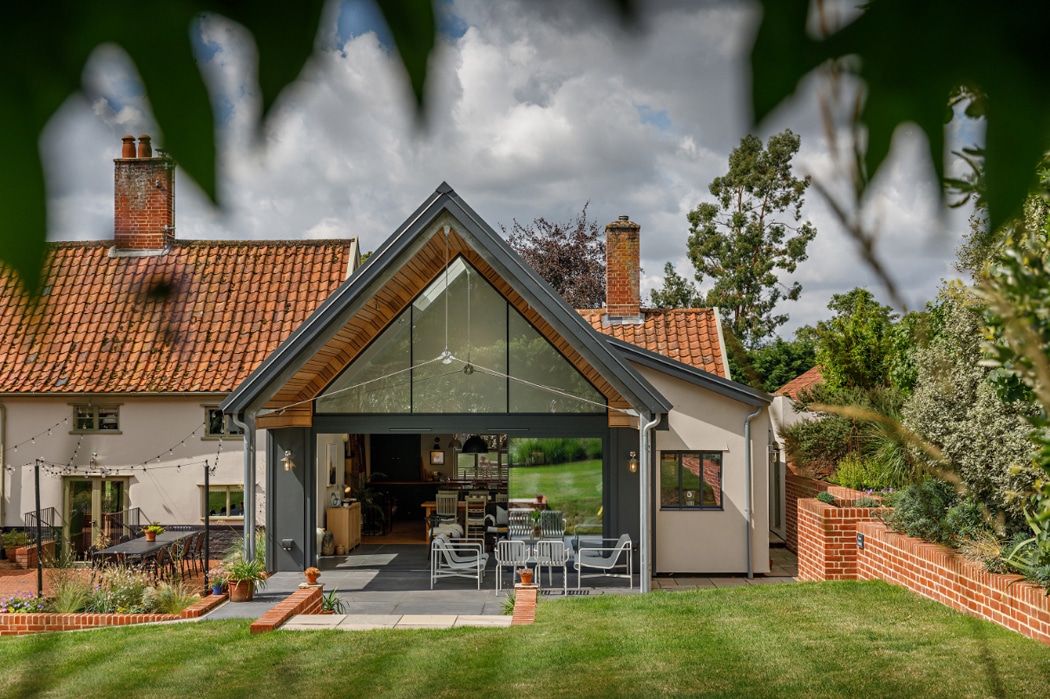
[0,396,264,528]
[632,364,772,575]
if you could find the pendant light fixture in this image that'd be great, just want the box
[461,435,488,454]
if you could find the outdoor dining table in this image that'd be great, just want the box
[92,530,194,565]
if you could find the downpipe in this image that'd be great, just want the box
[230,412,255,562]
[743,406,762,579]
[638,412,661,594]
[0,403,5,528]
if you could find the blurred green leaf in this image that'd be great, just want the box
[376,0,436,114]
[750,0,1050,233]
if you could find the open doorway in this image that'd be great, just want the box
[508,437,603,535]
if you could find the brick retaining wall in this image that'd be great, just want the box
[0,593,222,636]
[785,473,867,553]
[249,587,323,634]
[796,497,1050,645]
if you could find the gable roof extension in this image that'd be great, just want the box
[0,240,357,394]
[774,366,824,401]
[579,308,729,378]
[222,183,672,423]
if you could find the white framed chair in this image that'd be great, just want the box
[539,510,566,539]
[575,533,632,589]
[508,509,532,538]
[431,535,489,589]
[536,539,569,593]
[494,539,528,593]
[435,490,459,523]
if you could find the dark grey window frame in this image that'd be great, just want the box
[660,450,723,511]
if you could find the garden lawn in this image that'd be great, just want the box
[2,580,1049,698]
[510,459,601,530]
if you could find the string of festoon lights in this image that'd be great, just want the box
[7,420,222,479]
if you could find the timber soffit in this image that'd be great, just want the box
[221,183,669,418]
[606,337,771,408]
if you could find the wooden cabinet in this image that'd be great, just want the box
[326,503,361,553]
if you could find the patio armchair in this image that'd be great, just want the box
[535,539,570,593]
[493,539,528,593]
[539,509,566,538]
[430,534,489,589]
[508,508,532,538]
[575,533,633,589]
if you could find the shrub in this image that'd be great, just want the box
[143,581,199,614]
[508,438,601,465]
[815,491,837,505]
[47,568,93,613]
[88,565,152,613]
[853,496,881,508]
[831,453,888,491]
[944,499,991,542]
[884,478,957,546]
[2,530,33,548]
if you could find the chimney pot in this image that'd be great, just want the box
[121,135,136,159]
[137,134,152,158]
[619,215,629,221]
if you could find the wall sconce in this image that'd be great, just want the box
[628,451,638,474]
[281,450,295,471]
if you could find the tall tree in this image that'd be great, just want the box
[815,288,897,391]
[504,204,606,308]
[650,262,699,309]
[685,130,816,349]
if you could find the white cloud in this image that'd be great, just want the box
[41,0,971,336]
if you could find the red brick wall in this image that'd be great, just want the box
[784,472,831,553]
[605,217,640,317]
[796,498,885,581]
[0,594,219,636]
[856,521,1050,645]
[114,144,175,250]
[249,587,323,634]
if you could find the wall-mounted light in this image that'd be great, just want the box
[628,451,638,474]
[281,450,295,471]
[448,436,462,450]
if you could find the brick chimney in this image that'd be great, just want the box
[604,215,642,323]
[113,134,175,253]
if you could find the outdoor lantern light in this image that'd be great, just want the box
[628,451,639,474]
[281,450,295,471]
[461,435,488,454]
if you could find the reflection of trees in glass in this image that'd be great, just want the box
[318,256,604,414]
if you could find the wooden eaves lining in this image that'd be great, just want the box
[257,228,632,429]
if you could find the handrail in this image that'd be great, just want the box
[23,507,63,544]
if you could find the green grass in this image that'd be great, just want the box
[509,459,602,530]
[2,581,1048,698]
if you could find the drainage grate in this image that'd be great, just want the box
[566,589,590,596]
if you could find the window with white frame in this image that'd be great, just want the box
[201,484,245,520]
[72,404,120,433]
[204,407,244,439]
[660,451,722,509]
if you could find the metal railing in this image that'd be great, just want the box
[23,507,62,544]
[102,507,150,541]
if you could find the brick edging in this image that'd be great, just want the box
[249,587,323,634]
[0,592,227,636]
[511,584,537,625]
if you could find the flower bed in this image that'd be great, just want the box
[0,593,225,636]
[796,497,1050,645]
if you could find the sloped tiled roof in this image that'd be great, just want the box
[0,240,355,394]
[578,308,727,378]
[774,366,824,400]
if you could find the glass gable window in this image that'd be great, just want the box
[660,451,723,510]
[317,256,605,414]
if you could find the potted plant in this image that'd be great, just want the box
[208,564,229,596]
[2,530,32,561]
[304,566,321,585]
[321,588,345,614]
[143,522,165,542]
[531,509,542,538]
[517,567,534,585]
[226,557,268,602]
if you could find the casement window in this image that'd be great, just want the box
[660,451,723,510]
[201,484,245,520]
[204,407,244,439]
[72,404,120,433]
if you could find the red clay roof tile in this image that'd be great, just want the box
[0,240,353,394]
[774,366,824,400]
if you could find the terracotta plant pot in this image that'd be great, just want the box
[305,573,320,585]
[228,579,254,602]
[519,569,534,585]
[144,531,156,542]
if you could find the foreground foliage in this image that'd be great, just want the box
[2,581,1048,698]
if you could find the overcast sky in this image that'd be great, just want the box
[41,0,972,336]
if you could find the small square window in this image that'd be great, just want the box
[660,451,722,510]
[204,407,243,439]
[200,484,245,520]
[72,405,120,433]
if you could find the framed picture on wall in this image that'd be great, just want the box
[430,450,445,466]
